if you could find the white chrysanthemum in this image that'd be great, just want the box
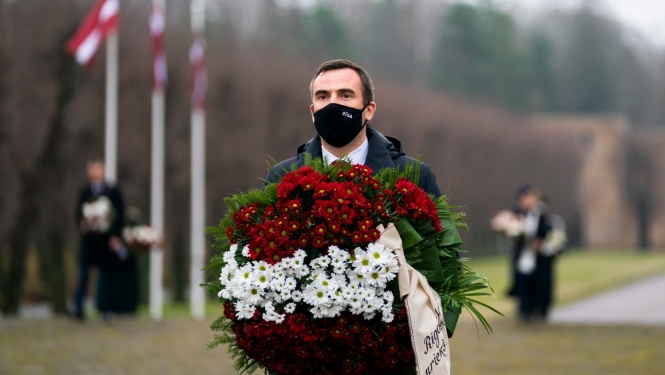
[234,301,256,320]
[233,264,253,283]
[366,243,391,265]
[327,245,342,257]
[283,277,297,290]
[331,273,347,286]
[330,256,346,269]
[341,287,354,299]
[308,268,326,282]
[270,277,286,292]
[219,265,234,285]
[347,269,366,285]
[381,308,394,323]
[363,311,376,320]
[383,291,395,306]
[365,269,391,288]
[223,244,238,262]
[245,286,264,305]
[357,287,376,301]
[312,276,338,291]
[310,255,331,269]
[285,302,297,314]
[312,302,344,318]
[294,266,310,278]
[218,289,231,299]
[293,249,307,260]
[264,310,285,324]
[253,270,272,289]
[382,257,399,276]
[349,304,364,315]
[302,285,331,306]
[279,289,292,301]
[254,261,270,273]
[367,297,385,311]
[291,290,303,302]
[351,249,373,274]
[241,245,251,257]
[272,269,286,280]
[279,257,294,271]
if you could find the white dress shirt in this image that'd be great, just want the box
[321,138,369,165]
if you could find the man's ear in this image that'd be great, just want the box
[364,102,377,122]
[310,104,315,122]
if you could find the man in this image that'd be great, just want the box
[266,59,442,198]
[511,184,564,323]
[73,160,125,321]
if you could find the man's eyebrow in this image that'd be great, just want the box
[313,89,330,96]
[335,88,356,94]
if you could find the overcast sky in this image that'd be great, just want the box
[492,0,665,47]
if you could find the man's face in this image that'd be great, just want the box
[310,68,376,123]
[519,192,539,211]
[87,162,105,182]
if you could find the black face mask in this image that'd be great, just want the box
[313,102,370,148]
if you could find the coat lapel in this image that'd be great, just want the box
[364,126,396,174]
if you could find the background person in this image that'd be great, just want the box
[512,184,565,323]
[73,160,125,321]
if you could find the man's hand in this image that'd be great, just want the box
[109,236,123,253]
[532,238,544,253]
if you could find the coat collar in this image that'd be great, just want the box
[296,125,398,174]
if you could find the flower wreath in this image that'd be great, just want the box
[205,155,499,375]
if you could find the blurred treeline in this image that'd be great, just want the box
[0,0,661,314]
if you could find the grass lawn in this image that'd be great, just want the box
[2,249,665,375]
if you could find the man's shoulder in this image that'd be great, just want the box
[392,155,441,198]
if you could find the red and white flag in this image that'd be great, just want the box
[190,34,207,109]
[150,3,167,91]
[66,0,119,66]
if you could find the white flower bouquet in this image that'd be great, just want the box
[82,196,114,233]
[122,225,164,252]
[219,243,399,324]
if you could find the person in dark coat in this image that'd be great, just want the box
[266,59,442,198]
[512,185,563,323]
[73,160,126,321]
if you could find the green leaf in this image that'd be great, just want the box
[444,303,461,337]
[395,217,423,249]
[416,241,445,283]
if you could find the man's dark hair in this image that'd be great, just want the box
[516,183,541,198]
[310,59,375,104]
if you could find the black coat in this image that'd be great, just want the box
[265,125,442,197]
[75,182,125,265]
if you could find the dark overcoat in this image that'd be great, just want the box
[75,182,125,266]
[265,125,442,198]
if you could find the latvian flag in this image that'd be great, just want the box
[190,34,207,109]
[66,0,119,66]
[150,3,167,91]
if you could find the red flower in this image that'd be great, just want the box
[313,224,327,237]
[302,326,319,343]
[311,236,327,248]
[282,199,303,215]
[287,313,308,335]
[395,178,417,195]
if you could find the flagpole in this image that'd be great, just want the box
[105,30,118,182]
[150,0,166,322]
[190,0,206,321]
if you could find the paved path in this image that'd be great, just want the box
[550,273,665,325]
